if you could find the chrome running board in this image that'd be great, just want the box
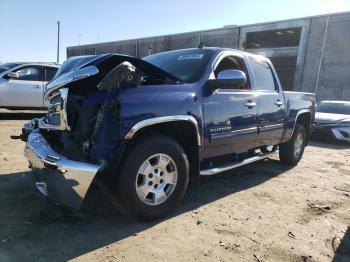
[200,150,278,176]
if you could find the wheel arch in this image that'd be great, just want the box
[294,109,312,143]
[120,116,201,186]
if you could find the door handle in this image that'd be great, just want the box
[275,100,284,107]
[244,101,256,108]
[33,85,41,89]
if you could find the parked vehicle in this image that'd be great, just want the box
[19,48,315,221]
[0,62,59,109]
[313,100,350,142]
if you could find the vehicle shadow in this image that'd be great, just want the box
[333,227,350,262]
[0,111,45,120]
[0,158,292,261]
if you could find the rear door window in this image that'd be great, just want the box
[44,67,58,81]
[249,58,276,92]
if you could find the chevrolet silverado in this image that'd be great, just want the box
[20,48,316,221]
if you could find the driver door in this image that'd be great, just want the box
[0,66,44,108]
[203,54,258,159]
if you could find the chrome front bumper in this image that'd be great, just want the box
[25,130,101,210]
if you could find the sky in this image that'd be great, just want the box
[0,0,350,63]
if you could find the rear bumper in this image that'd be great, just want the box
[24,130,101,210]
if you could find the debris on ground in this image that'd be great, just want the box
[307,203,332,213]
[288,232,296,239]
[254,254,262,262]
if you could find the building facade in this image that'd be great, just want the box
[67,12,350,101]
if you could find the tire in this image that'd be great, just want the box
[279,123,306,165]
[114,135,189,221]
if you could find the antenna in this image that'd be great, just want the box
[198,41,205,49]
[57,21,60,64]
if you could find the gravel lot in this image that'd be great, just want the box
[0,110,349,262]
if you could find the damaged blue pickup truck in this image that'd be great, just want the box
[21,47,315,221]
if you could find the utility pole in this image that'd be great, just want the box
[57,21,60,64]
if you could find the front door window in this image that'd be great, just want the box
[14,67,41,81]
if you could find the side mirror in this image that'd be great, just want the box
[208,70,247,91]
[6,72,19,79]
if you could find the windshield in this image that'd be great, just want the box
[0,63,22,73]
[143,49,213,83]
[317,102,350,115]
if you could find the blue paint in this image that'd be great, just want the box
[90,105,120,160]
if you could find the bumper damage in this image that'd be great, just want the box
[24,130,101,210]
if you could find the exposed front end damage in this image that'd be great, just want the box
[22,54,177,210]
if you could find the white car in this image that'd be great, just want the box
[314,100,350,142]
[0,62,59,109]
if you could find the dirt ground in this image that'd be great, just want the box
[0,109,349,262]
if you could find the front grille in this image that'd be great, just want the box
[38,88,70,131]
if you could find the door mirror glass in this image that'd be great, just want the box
[6,72,19,79]
[208,70,247,91]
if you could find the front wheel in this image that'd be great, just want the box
[114,135,189,221]
[279,124,306,165]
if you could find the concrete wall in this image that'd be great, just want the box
[67,28,239,58]
[300,13,350,101]
[67,12,350,101]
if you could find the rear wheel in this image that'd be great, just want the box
[279,123,306,165]
[114,135,189,221]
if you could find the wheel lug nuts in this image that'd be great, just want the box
[154,184,158,189]
[160,171,163,176]
[160,179,163,183]
[149,174,153,178]
[148,181,153,186]
[154,169,158,173]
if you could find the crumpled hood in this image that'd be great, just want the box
[45,54,180,97]
[315,112,350,124]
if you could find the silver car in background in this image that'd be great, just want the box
[0,62,59,109]
[314,101,350,142]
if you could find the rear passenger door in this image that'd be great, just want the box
[248,57,286,146]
